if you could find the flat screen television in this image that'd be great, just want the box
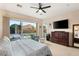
[53,19,68,29]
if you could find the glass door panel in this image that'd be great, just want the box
[10,20,21,41]
[22,22,36,39]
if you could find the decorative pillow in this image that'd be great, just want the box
[0,37,8,56]
[3,36,10,42]
[0,36,12,56]
[0,46,8,56]
[0,36,11,49]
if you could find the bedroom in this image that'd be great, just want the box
[0,3,79,56]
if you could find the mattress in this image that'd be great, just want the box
[0,39,52,56]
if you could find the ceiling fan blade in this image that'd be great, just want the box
[36,10,39,13]
[42,6,51,9]
[30,7,38,9]
[41,9,46,13]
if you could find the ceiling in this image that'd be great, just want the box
[0,3,79,20]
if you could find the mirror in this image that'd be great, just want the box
[73,24,79,48]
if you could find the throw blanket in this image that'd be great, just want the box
[0,39,52,56]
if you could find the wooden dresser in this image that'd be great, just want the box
[50,31,69,46]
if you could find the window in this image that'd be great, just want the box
[43,24,47,38]
[22,21,36,39]
[9,19,37,41]
[10,20,21,41]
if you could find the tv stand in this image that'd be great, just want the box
[50,31,69,46]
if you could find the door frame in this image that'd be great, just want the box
[73,24,79,46]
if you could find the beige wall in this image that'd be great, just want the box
[43,10,79,46]
[2,16,10,38]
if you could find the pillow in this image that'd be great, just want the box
[0,36,10,47]
[3,36,10,42]
[0,46,8,56]
[0,37,9,56]
[0,36,12,56]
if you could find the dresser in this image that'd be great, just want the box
[50,31,69,46]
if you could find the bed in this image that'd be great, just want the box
[0,38,52,56]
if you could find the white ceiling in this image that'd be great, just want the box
[0,3,79,20]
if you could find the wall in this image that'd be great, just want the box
[2,16,10,38]
[43,10,79,46]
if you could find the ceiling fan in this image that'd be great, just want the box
[31,3,51,13]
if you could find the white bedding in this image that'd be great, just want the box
[0,39,52,56]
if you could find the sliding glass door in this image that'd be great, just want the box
[43,24,47,38]
[10,20,21,41]
[22,21,36,39]
[9,19,37,41]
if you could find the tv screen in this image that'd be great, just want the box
[53,19,68,29]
